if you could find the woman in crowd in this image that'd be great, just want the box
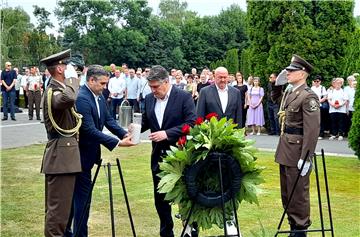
[246,77,265,135]
[327,77,348,140]
[310,75,330,139]
[233,71,248,128]
[344,75,357,136]
[185,74,198,103]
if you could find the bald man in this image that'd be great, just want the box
[196,66,243,127]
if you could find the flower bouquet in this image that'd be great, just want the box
[157,113,264,230]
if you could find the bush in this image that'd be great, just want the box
[348,75,360,158]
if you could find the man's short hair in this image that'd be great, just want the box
[147,65,169,82]
[86,65,108,81]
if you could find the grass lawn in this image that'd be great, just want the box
[1,143,359,237]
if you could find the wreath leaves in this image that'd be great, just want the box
[158,115,264,230]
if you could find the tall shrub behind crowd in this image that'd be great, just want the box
[348,75,360,159]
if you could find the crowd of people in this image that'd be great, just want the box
[1,60,358,141]
[1,50,358,237]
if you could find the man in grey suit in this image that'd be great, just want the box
[196,66,243,128]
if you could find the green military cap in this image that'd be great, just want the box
[40,49,71,67]
[286,54,314,74]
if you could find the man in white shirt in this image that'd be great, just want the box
[141,65,196,237]
[108,69,126,119]
[126,68,140,112]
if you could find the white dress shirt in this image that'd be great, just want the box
[85,84,100,118]
[154,86,172,128]
[108,76,126,99]
[215,84,228,113]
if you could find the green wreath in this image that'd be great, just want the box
[157,113,264,230]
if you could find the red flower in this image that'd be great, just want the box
[334,100,339,105]
[182,124,191,135]
[205,112,218,120]
[177,136,187,146]
[195,117,204,125]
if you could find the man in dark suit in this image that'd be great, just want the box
[141,65,196,237]
[71,64,134,236]
[196,66,243,235]
[196,66,243,128]
[40,49,82,237]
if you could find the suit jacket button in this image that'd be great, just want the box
[67,142,70,146]
[296,140,300,143]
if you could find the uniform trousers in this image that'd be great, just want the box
[152,167,174,237]
[279,165,311,229]
[28,90,42,119]
[45,174,76,237]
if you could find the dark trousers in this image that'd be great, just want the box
[128,98,140,113]
[267,101,280,135]
[2,90,16,119]
[319,107,330,137]
[241,106,247,128]
[15,90,20,107]
[330,112,346,136]
[279,165,311,229]
[28,90,42,119]
[111,98,123,119]
[152,168,174,237]
[71,170,92,237]
[45,174,76,237]
[344,111,353,136]
[139,99,145,113]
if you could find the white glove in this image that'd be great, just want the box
[64,64,78,79]
[297,159,311,176]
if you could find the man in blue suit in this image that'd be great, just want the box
[141,65,197,237]
[71,64,134,236]
[196,66,243,128]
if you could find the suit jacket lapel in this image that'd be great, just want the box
[149,95,160,130]
[162,87,177,129]
[211,85,222,114]
[225,87,233,113]
[285,84,306,107]
[83,86,101,128]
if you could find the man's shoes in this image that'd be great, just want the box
[338,136,344,141]
[37,117,41,120]
[29,117,33,120]
[11,117,16,121]
[268,132,276,135]
[2,117,8,121]
[329,135,336,140]
[318,136,323,140]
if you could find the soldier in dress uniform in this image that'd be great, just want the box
[40,49,82,237]
[275,54,320,237]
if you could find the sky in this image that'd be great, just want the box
[3,0,360,35]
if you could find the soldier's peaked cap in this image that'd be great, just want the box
[286,54,313,74]
[40,49,71,67]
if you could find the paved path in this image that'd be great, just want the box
[1,109,356,157]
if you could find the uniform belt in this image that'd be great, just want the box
[284,126,303,135]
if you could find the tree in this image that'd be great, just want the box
[158,0,196,26]
[348,75,360,158]
[33,5,54,32]
[0,7,33,67]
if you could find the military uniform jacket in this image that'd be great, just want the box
[275,84,320,167]
[41,79,82,174]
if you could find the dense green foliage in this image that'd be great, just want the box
[348,75,360,158]
[245,0,358,87]
[1,0,358,80]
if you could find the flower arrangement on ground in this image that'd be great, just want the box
[157,113,264,230]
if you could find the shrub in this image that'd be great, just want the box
[348,75,360,158]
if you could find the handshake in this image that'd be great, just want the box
[118,123,142,147]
